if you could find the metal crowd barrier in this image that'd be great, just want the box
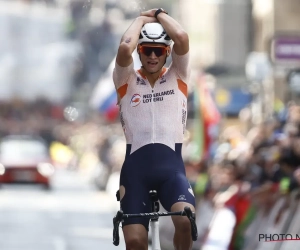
[243,189,300,250]
[194,189,300,250]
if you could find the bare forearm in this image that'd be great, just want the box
[116,16,157,67]
[119,17,145,54]
[156,13,188,45]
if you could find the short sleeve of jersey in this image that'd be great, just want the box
[169,50,190,83]
[113,61,134,89]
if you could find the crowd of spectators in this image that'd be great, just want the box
[0,99,121,172]
[0,99,63,144]
[183,102,300,250]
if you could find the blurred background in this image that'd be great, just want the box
[1,0,300,249]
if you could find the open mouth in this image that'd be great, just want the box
[148,62,158,66]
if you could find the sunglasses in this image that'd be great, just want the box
[139,45,168,57]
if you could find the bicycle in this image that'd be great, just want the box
[113,190,198,250]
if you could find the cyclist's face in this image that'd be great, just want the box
[138,43,169,73]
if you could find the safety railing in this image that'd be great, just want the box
[195,188,300,250]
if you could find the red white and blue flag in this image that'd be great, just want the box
[89,51,141,122]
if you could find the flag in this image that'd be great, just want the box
[89,51,141,122]
[89,75,119,122]
[230,201,256,250]
[191,81,204,161]
[191,75,221,161]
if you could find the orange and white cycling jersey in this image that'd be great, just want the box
[113,50,190,154]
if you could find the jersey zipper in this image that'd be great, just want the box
[151,75,163,143]
[144,73,161,144]
[151,85,155,144]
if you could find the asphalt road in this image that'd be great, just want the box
[0,169,127,250]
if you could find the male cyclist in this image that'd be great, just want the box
[113,8,196,250]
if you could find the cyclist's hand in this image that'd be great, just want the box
[140,9,157,18]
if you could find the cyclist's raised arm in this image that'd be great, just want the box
[116,16,157,68]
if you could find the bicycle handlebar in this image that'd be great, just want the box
[184,206,198,241]
[113,206,198,246]
[113,210,123,246]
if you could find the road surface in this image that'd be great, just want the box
[0,169,127,250]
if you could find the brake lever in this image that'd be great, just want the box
[184,206,198,241]
[113,210,123,246]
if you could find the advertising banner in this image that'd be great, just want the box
[272,36,300,63]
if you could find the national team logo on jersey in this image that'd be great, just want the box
[136,76,146,85]
[130,94,141,107]
[159,75,166,84]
